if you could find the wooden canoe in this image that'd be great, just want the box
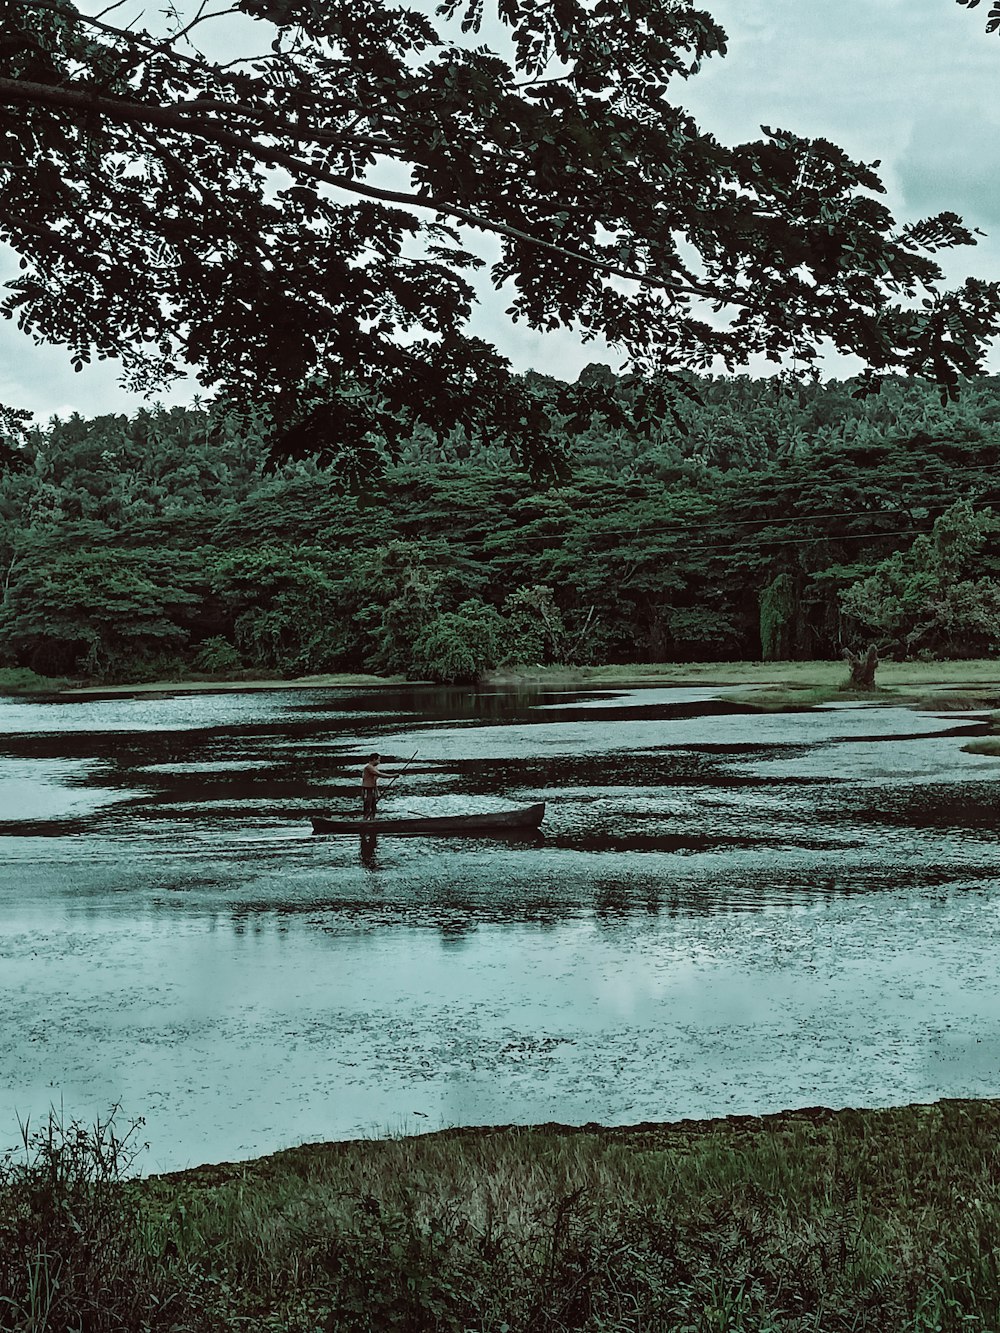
[310,802,545,836]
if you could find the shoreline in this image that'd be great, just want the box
[152,1094,990,1186]
[15,1094,1000,1330]
[45,658,1000,698]
[49,657,1000,698]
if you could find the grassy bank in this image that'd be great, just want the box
[489,659,1000,688]
[38,658,1000,700]
[6,1100,1000,1331]
[493,660,1000,713]
[961,707,1000,755]
[0,667,71,695]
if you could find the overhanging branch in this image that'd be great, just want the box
[0,75,720,303]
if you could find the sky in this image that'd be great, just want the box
[3,0,999,422]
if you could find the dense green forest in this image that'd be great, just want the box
[3,370,1000,684]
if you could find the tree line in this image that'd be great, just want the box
[2,370,1000,684]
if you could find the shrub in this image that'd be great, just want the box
[192,636,243,674]
[0,667,68,694]
[412,599,504,683]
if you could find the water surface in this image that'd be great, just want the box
[2,684,999,1171]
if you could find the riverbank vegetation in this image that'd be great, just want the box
[0,667,69,694]
[4,1099,1000,1331]
[3,371,1000,687]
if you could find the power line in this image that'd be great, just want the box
[474,500,999,551]
[390,459,1000,548]
[482,517,949,554]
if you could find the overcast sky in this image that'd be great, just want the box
[3,0,999,421]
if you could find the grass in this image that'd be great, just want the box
[487,659,1000,690]
[490,660,1000,716]
[961,709,1000,756]
[0,667,70,695]
[7,1100,1000,1330]
[963,738,1000,755]
[725,683,898,711]
[47,657,1000,700]
[912,688,1000,712]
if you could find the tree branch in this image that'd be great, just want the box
[19,0,240,80]
[169,98,400,152]
[0,74,722,302]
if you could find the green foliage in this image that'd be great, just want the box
[840,500,1000,657]
[413,598,505,683]
[663,605,744,659]
[353,539,490,675]
[191,636,242,674]
[358,554,447,676]
[0,546,203,679]
[4,1,1000,477]
[759,573,797,661]
[212,546,351,674]
[0,667,68,694]
[501,585,568,665]
[3,382,1000,683]
[2,1100,996,1332]
[0,1110,170,1333]
[3,1099,1000,1331]
[312,1196,490,1332]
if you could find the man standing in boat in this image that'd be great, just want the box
[361,753,382,820]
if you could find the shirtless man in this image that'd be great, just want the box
[361,752,381,820]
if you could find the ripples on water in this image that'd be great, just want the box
[2,683,1000,1170]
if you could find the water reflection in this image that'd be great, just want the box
[359,833,379,873]
[3,685,1000,1169]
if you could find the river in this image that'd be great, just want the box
[2,683,1000,1172]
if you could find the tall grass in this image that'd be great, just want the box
[0,1108,181,1332]
[5,1101,1000,1330]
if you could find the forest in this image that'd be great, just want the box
[2,369,1000,685]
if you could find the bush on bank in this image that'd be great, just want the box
[3,1101,1000,1331]
[0,667,70,694]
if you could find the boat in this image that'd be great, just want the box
[310,802,545,836]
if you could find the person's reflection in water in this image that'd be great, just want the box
[359,832,379,873]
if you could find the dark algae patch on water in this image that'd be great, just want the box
[7,1101,1000,1332]
[6,684,1000,1159]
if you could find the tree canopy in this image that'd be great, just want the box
[4,374,1000,683]
[3,0,1000,476]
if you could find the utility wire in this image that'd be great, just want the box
[472,500,1000,550]
[390,462,1000,547]
[479,524,945,559]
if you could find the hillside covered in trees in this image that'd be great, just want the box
[3,371,1000,685]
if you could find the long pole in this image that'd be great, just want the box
[380,750,418,800]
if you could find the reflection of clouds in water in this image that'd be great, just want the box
[0,758,136,821]
[4,885,1000,1170]
[591,954,778,1026]
[7,687,1000,1168]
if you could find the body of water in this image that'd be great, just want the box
[2,684,1000,1172]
